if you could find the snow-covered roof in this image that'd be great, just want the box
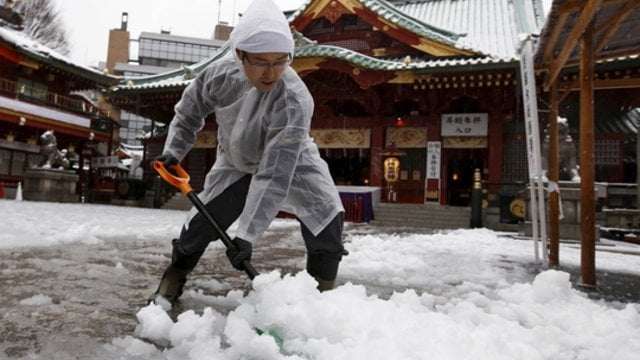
[390,0,545,60]
[112,0,543,91]
[0,26,119,87]
[117,143,144,160]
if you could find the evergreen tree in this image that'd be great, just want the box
[13,0,70,55]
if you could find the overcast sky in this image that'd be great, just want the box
[54,0,552,68]
[54,0,305,67]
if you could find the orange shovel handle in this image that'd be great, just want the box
[153,160,193,196]
[152,160,259,279]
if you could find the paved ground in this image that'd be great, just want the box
[0,225,305,359]
[559,265,640,303]
[0,225,638,359]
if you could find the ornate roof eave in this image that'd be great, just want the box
[109,81,191,96]
[289,0,483,57]
[112,40,519,92]
[295,44,519,87]
[296,43,518,70]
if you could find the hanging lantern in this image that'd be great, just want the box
[383,157,401,183]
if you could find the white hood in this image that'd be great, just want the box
[229,0,295,57]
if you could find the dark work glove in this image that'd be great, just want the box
[226,238,253,271]
[155,152,179,168]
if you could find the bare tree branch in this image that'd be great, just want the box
[13,0,70,55]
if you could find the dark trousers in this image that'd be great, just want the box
[173,175,345,280]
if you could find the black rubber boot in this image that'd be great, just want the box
[307,252,343,292]
[149,245,204,304]
[314,277,336,292]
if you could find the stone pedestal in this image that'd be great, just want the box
[23,168,79,203]
[519,181,605,240]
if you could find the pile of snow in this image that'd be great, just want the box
[2,200,639,359]
[115,270,639,360]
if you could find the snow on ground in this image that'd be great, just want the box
[1,199,639,359]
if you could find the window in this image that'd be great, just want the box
[343,15,371,31]
[307,18,335,35]
[139,39,152,57]
[119,111,153,146]
[0,149,10,175]
[16,78,48,101]
[0,150,29,176]
[10,152,25,176]
[325,39,370,51]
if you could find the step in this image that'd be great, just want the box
[161,194,192,211]
[371,203,471,229]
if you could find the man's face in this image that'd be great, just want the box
[238,51,291,92]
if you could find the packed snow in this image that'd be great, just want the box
[1,199,639,359]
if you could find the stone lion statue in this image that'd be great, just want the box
[37,130,70,170]
[541,117,580,182]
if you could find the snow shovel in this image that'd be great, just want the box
[154,162,286,349]
[153,160,259,280]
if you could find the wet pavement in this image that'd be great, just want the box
[1,224,638,359]
[0,225,305,359]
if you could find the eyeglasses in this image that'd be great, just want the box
[241,51,291,70]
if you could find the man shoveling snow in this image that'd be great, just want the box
[150,0,347,304]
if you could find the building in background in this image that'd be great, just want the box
[0,11,118,201]
[109,0,546,209]
[106,0,640,234]
[105,12,231,146]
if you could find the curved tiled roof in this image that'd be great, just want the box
[116,40,515,91]
[296,42,515,70]
[597,108,640,135]
[0,26,119,87]
[289,0,480,53]
[115,0,542,91]
[112,42,231,91]
[390,0,545,59]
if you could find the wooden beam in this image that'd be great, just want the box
[542,10,570,64]
[558,77,640,90]
[556,0,629,13]
[541,48,640,72]
[0,43,25,64]
[594,0,639,54]
[594,47,640,60]
[546,0,603,90]
[558,86,573,103]
[579,20,597,288]
[637,110,640,211]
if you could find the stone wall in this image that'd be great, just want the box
[23,168,78,203]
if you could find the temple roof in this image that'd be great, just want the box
[289,0,472,52]
[0,26,119,88]
[390,0,545,59]
[113,0,545,92]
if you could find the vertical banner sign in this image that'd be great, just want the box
[426,141,441,179]
[519,37,548,265]
[426,141,441,203]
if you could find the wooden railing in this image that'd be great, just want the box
[0,77,98,117]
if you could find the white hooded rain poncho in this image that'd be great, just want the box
[163,0,344,244]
